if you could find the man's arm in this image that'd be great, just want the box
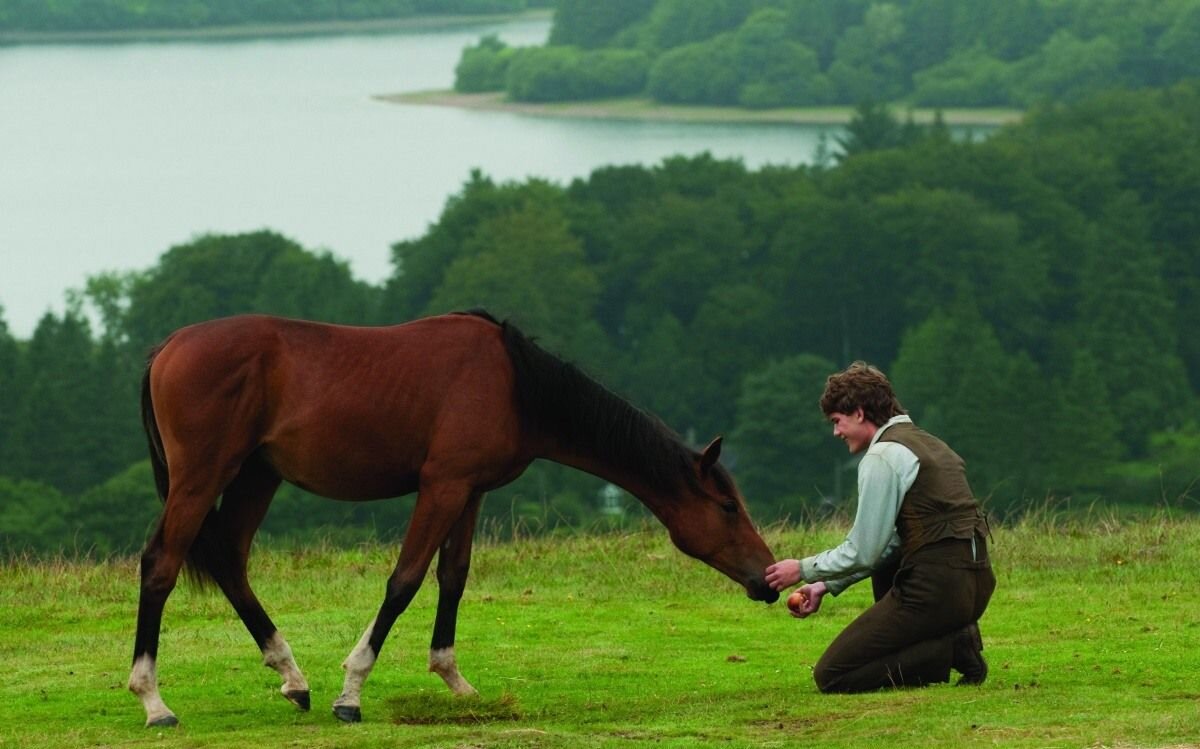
[799,444,915,585]
[820,533,900,596]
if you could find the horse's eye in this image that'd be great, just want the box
[722,500,738,514]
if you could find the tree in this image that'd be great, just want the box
[2,311,112,494]
[732,9,831,107]
[73,461,161,555]
[504,46,650,102]
[619,196,749,329]
[827,4,907,103]
[911,46,1014,106]
[586,49,652,98]
[835,101,906,158]
[549,0,656,48]
[731,353,841,518]
[1043,349,1123,492]
[646,34,740,105]
[1156,4,1200,81]
[890,306,1049,506]
[1009,31,1122,105]
[868,186,1046,351]
[637,0,750,52]
[1026,85,1200,390]
[594,178,760,365]
[0,477,68,554]
[762,190,904,366]
[251,245,379,324]
[454,34,514,93]
[1107,422,1200,506]
[424,200,603,363]
[121,230,376,350]
[686,283,785,437]
[0,309,19,474]
[385,176,575,325]
[616,313,702,440]
[504,46,579,101]
[779,0,867,69]
[1074,210,1193,455]
[898,0,958,73]
[975,0,1051,60]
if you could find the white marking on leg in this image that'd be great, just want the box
[429,646,478,696]
[262,632,309,700]
[128,654,177,727]
[333,618,378,711]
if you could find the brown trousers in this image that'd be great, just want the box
[813,536,996,693]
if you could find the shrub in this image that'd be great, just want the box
[455,34,515,93]
[506,46,650,101]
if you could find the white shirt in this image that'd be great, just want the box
[799,415,919,595]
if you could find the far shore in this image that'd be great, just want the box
[0,9,551,45]
[377,90,1024,128]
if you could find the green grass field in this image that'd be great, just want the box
[2,511,1197,748]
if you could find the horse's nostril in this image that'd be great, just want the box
[748,581,779,603]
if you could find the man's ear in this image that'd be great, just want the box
[700,436,723,475]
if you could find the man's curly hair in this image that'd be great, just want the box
[819,361,907,427]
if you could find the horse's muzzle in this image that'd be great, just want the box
[747,579,779,604]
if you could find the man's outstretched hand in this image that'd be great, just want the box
[765,559,802,591]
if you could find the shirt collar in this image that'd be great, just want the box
[869,414,912,449]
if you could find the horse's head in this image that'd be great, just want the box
[662,437,779,604]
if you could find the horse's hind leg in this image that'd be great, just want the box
[333,481,476,723]
[129,480,222,727]
[207,457,311,711]
[429,494,483,696]
[130,526,185,727]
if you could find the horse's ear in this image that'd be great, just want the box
[699,436,723,475]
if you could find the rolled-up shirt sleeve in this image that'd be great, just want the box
[822,534,900,596]
[799,442,917,593]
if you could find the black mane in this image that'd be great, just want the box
[496,318,704,496]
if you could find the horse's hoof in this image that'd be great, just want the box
[333,705,362,723]
[285,689,311,711]
[146,713,179,728]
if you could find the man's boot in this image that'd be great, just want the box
[953,622,987,686]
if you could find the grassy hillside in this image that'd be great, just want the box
[2,511,1198,748]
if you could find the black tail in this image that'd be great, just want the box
[142,344,222,588]
[141,350,170,503]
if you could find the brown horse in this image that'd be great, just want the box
[129,310,778,727]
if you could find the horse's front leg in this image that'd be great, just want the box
[332,482,475,723]
[429,494,483,696]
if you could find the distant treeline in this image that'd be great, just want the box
[455,0,1200,107]
[0,0,551,32]
[3,82,1200,555]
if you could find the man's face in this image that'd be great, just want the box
[828,409,877,454]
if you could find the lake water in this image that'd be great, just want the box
[2,17,869,337]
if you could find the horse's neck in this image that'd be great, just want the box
[540,447,668,517]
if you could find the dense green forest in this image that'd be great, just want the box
[454,0,1200,107]
[0,0,551,33]
[3,82,1200,555]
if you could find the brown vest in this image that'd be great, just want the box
[877,421,987,556]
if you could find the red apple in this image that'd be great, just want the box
[787,589,808,613]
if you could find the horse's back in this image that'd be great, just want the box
[153,312,506,394]
[149,313,523,499]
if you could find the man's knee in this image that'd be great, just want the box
[813,661,852,693]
